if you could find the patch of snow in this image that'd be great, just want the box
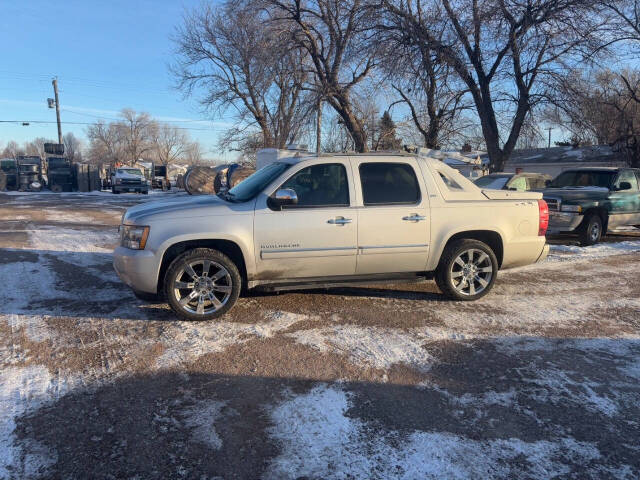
[527,368,619,417]
[27,227,117,252]
[155,311,309,368]
[0,366,81,478]
[265,384,603,480]
[6,315,58,343]
[42,209,95,224]
[288,325,434,371]
[548,241,640,259]
[181,400,226,450]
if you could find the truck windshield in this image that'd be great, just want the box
[549,171,615,188]
[223,162,291,202]
[118,169,143,176]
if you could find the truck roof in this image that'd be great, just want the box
[280,151,440,165]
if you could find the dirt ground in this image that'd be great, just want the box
[1,190,639,479]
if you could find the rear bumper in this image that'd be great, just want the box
[113,246,159,294]
[547,212,583,234]
[535,244,549,263]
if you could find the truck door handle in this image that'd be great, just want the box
[328,216,352,225]
[402,214,426,222]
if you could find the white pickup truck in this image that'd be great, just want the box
[114,153,549,320]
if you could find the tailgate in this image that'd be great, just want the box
[481,190,542,200]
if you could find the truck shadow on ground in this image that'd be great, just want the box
[0,247,451,321]
[11,337,640,479]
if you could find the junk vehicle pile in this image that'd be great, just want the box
[17,156,43,191]
[182,163,255,195]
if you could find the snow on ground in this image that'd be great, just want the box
[289,325,435,371]
[0,366,82,479]
[1,195,639,478]
[155,311,309,369]
[264,384,604,480]
[41,209,97,224]
[27,227,117,252]
[548,240,640,260]
[180,400,226,450]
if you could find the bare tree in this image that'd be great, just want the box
[63,132,83,162]
[116,109,157,165]
[24,137,55,159]
[382,0,606,171]
[184,142,204,165]
[172,1,310,151]
[546,69,640,167]
[266,0,378,152]
[153,124,190,175]
[378,14,470,149]
[86,121,124,165]
[1,140,24,158]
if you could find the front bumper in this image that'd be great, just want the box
[547,211,583,234]
[113,246,159,294]
[113,185,148,193]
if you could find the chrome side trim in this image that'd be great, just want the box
[261,246,357,259]
[358,244,429,255]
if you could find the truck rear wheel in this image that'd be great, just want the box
[578,214,602,246]
[435,239,498,301]
[164,248,241,321]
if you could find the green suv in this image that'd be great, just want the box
[543,168,640,245]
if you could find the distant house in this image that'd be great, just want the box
[494,146,627,177]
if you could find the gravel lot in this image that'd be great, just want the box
[1,191,639,479]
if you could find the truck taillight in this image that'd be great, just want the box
[538,199,549,236]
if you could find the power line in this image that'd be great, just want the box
[0,119,218,132]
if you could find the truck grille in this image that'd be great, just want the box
[545,197,560,211]
[121,179,142,185]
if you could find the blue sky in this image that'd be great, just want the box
[0,0,228,156]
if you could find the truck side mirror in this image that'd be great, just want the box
[268,188,298,210]
[616,181,632,191]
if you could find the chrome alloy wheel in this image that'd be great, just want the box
[450,248,493,296]
[589,222,601,243]
[173,260,233,315]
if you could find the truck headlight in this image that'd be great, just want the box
[120,225,150,250]
[115,178,122,185]
[561,205,582,213]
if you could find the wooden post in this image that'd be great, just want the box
[52,78,63,144]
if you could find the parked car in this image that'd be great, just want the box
[114,154,549,320]
[474,172,551,191]
[543,167,640,245]
[111,168,149,194]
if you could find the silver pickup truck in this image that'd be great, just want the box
[114,154,549,320]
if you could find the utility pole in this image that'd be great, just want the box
[52,78,63,144]
[316,97,322,154]
[546,127,553,149]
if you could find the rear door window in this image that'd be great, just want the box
[359,162,421,205]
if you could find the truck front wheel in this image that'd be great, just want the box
[164,248,241,321]
[578,214,603,246]
[435,239,498,301]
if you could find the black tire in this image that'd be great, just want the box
[142,190,148,195]
[579,214,603,246]
[112,187,119,194]
[435,239,499,301]
[133,289,163,302]
[164,248,241,321]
